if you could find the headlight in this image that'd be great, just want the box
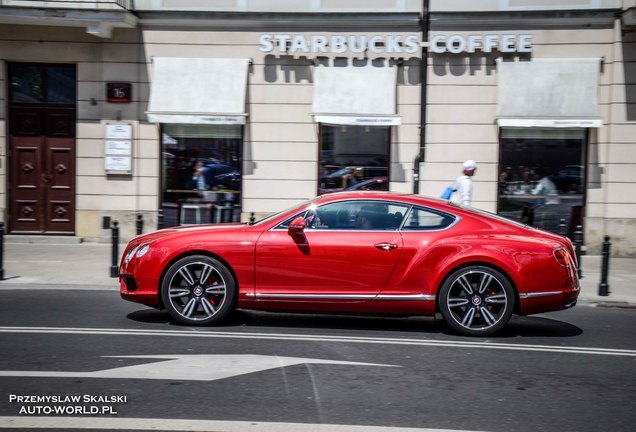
[124,245,138,264]
[136,244,150,258]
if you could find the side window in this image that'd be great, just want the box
[403,206,456,231]
[275,201,410,231]
[306,201,408,231]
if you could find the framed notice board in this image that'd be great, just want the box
[105,123,133,175]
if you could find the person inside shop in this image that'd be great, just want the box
[531,168,559,205]
[453,160,478,206]
[187,160,208,190]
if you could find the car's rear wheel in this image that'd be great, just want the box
[439,266,514,336]
[161,255,235,325]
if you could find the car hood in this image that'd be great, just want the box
[131,223,248,244]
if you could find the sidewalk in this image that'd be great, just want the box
[0,242,119,288]
[0,241,634,306]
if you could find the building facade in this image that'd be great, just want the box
[0,0,634,256]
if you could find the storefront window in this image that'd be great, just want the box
[161,124,242,226]
[498,128,586,236]
[318,124,390,195]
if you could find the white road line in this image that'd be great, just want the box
[0,285,117,291]
[0,417,487,432]
[0,354,398,381]
[0,326,635,357]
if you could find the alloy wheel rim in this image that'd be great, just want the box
[167,261,227,321]
[446,270,508,331]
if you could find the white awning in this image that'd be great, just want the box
[496,58,602,128]
[146,58,249,125]
[312,65,400,126]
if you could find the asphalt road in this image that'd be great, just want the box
[0,287,635,432]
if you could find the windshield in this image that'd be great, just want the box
[250,197,320,226]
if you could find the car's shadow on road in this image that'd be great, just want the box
[126,309,583,339]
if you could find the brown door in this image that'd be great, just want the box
[8,64,76,234]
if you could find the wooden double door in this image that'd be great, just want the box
[8,63,76,234]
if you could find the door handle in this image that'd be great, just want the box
[374,242,398,251]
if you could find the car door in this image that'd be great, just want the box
[254,200,409,299]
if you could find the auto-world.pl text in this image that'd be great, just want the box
[8,394,126,415]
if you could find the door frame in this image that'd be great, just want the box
[6,62,77,235]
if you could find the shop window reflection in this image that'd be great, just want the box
[161,124,242,226]
[318,124,390,195]
[497,128,586,238]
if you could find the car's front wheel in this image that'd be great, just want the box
[161,255,236,325]
[439,266,514,336]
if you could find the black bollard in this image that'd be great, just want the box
[136,214,143,236]
[0,222,4,281]
[110,221,119,278]
[559,218,567,236]
[598,235,611,296]
[573,225,583,279]
[157,209,164,230]
[249,212,255,224]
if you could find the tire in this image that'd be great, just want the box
[439,266,514,336]
[161,255,236,325]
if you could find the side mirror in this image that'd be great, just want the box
[288,216,307,236]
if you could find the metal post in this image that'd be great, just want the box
[157,209,164,230]
[559,218,567,236]
[136,214,143,236]
[573,225,583,279]
[249,212,255,224]
[598,235,611,296]
[0,222,5,281]
[110,221,119,278]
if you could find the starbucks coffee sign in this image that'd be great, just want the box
[258,33,532,56]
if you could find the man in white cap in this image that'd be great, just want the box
[453,160,477,206]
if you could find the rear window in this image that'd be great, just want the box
[449,202,528,229]
[402,206,457,231]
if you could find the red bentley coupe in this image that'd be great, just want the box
[119,192,579,336]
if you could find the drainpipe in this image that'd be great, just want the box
[413,0,430,194]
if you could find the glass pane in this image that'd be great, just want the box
[162,124,242,226]
[10,65,43,103]
[319,125,390,194]
[46,65,76,104]
[304,201,408,231]
[498,127,586,236]
[403,206,456,231]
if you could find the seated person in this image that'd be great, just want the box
[356,205,385,229]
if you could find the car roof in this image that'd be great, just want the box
[311,191,535,233]
[317,191,442,206]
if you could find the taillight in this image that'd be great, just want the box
[563,236,577,267]
[554,248,573,267]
